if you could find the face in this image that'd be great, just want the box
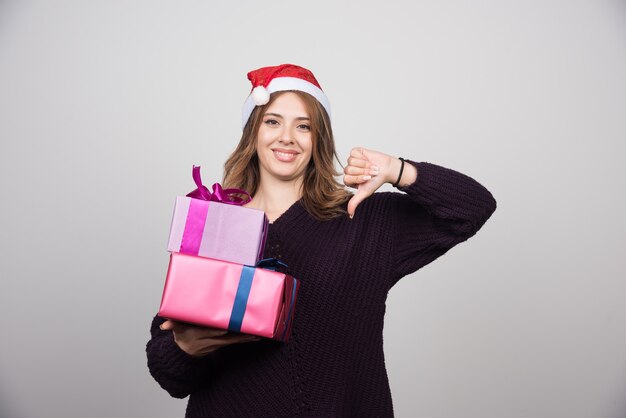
[256,92,313,183]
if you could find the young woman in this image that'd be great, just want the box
[147,64,497,417]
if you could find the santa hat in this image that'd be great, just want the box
[241,64,331,129]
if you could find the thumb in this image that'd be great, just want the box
[347,188,369,219]
[159,320,175,331]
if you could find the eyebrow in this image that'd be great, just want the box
[263,112,310,121]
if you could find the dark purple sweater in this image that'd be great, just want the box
[146,160,497,417]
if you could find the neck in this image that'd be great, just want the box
[248,174,304,221]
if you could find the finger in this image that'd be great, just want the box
[197,328,230,338]
[167,322,229,339]
[211,334,261,346]
[350,147,367,159]
[235,334,261,342]
[347,156,370,168]
[344,166,380,177]
[343,165,369,176]
[343,174,372,187]
[173,324,229,338]
[347,190,370,218]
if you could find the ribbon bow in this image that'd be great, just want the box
[186,165,252,206]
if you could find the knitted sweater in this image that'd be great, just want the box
[146,160,497,417]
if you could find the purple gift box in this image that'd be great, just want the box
[167,166,268,266]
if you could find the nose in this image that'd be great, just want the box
[278,127,294,144]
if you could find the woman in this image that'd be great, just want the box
[147,64,497,417]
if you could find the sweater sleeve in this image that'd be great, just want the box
[146,315,217,399]
[389,160,497,287]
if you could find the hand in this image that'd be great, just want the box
[160,320,261,357]
[343,148,416,218]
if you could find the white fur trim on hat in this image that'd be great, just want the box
[242,77,331,130]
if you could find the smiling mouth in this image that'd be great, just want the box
[272,150,299,162]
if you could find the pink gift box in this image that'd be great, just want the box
[158,252,300,342]
[167,196,268,266]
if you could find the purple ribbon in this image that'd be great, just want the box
[186,165,252,206]
[180,198,209,255]
[180,165,252,255]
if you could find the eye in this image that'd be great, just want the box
[264,119,279,126]
[298,124,311,131]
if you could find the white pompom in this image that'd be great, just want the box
[251,86,270,105]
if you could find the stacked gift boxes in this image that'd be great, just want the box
[158,166,300,342]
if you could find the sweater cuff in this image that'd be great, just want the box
[394,159,419,190]
[158,332,211,368]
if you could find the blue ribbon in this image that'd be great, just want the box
[256,258,288,271]
[228,266,255,333]
[227,258,291,335]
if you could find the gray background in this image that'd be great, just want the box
[1,1,625,417]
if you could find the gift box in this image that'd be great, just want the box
[167,166,268,266]
[158,252,300,342]
[167,196,268,266]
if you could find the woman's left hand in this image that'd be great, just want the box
[343,147,416,218]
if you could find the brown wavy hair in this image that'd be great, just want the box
[223,90,351,221]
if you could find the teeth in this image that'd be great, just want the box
[274,151,297,159]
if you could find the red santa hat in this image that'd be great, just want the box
[242,63,331,129]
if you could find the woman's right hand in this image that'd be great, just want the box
[160,319,261,357]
